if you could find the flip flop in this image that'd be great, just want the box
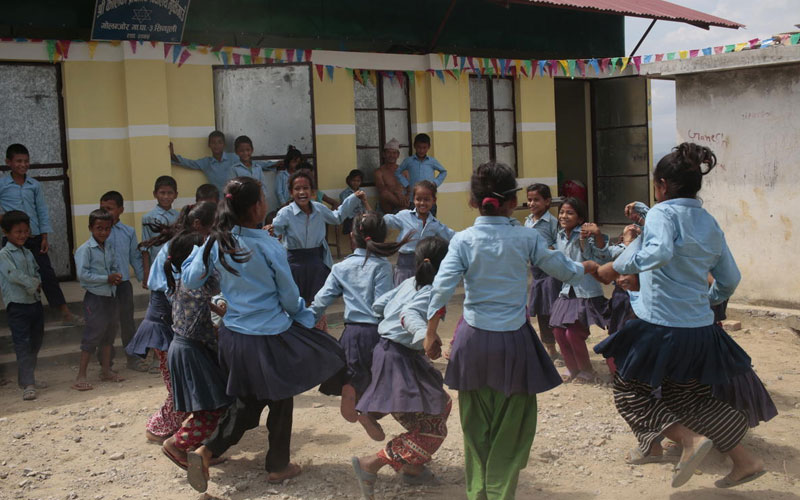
[351,457,376,500]
[401,466,440,485]
[626,447,665,465]
[162,445,188,470]
[358,414,386,441]
[267,462,302,484]
[71,381,94,391]
[714,470,766,488]
[671,438,713,488]
[341,384,359,423]
[187,451,208,493]
[22,387,37,401]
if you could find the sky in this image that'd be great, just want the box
[623,0,799,157]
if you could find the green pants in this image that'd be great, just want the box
[459,387,538,500]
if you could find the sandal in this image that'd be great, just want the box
[340,384,358,423]
[34,381,48,389]
[100,372,126,382]
[401,466,440,485]
[626,447,665,465]
[714,469,766,488]
[126,358,149,373]
[71,381,94,391]
[351,457,376,500]
[672,438,713,488]
[268,462,302,484]
[358,414,386,442]
[22,386,36,401]
[162,444,188,470]
[187,451,208,492]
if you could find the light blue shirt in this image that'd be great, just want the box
[427,216,585,331]
[181,226,314,335]
[108,221,143,282]
[272,195,363,268]
[554,224,610,299]
[147,244,170,293]
[142,206,179,263]
[524,210,559,248]
[383,209,455,254]
[231,160,277,205]
[275,170,291,206]
[0,243,40,304]
[75,237,119,297]
[373,277,433,350]
[395,155,447,188]
[0,175,52,236]
[339,187,355,203]
[612,198,740,328]
[309,249,393,325]
[174,152,239,193]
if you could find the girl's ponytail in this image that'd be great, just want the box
[352,212,414,264]
[414,236,449,289]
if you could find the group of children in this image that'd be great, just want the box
[0,134,776,498]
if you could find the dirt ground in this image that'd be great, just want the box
[1,308,799,500]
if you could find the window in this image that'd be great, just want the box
[354,74,411,184]
[469,77,517,173]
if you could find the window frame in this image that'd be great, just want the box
[469,75,519,176]
[354,73,412,186]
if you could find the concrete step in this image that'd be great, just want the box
[0,292,151,324]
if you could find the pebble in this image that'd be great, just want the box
[73,436,82,443]
[0,471,7,479]
[18,479,31,487]
[108,422,123,429]
[312,403,324,408]
[266,489,280,495]
[108,452,125,461]
[12,432,24,439]
[0,417,7,423]
[234,481,250,491]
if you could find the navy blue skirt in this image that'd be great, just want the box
[549,294,608,330]
[594,319,752,387]
[605,285,635,335]
[126,291,173,357]
[168,335,233,413]
[217,324,345,401]
[393,252,415,287]
[527,266,562,317]
[713,368,778,428]
[445,320,562,396]
[287,247,329,306]
[712,300,728,323]
[356,338,450,415]
[340,323,381,395]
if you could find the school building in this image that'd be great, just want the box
[1,1,740,286]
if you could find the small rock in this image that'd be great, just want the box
[0,471,8,479]
[99,426,107,432]
[721,320,741,331]
[73,436,82,443]
[18,479,31,488]
[573,411,583,417]
[776,375,783,381]
[234,481,250,491]
[266,489,280,495]
[633,471,644,478]
[66,493,78,500]
[108,452,125,461]
[312,402,324,408]
[108,422,123,429]
[12,432,25,439]
[0,417,8,423]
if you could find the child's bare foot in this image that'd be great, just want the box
[358,413,385,441]
[71,377,93,391]
[145,430,165,444]
[268,462,302,483]
[162,436,188,470]
[100,372,125,382]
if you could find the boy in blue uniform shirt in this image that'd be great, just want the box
[100,191,146,372]
[0,211,45,400]
[73,209,124,391]
[141,176,179,284]
[170,130,237,193]
[395,133,446,215]
[0,144,82,326]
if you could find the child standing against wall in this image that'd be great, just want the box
[141,176,179,285]
[339,169,364,250]
[394,134,446,214]
[275,146,303,207]
[0,211,45,400]
[170,130,237,193]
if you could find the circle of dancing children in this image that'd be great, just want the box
[268,171,367,330]
[593,143,767,488]
[308,212,413,432]
[180,177,346,492]
[423,162,598,500]
[548,197,611,383]
[126,202,216,443]
[351,236,453,498]
[382,180,455,286]
[524,183,562,362]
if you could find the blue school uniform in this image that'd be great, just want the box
[174,152,238,193]
[395,155,447,189]
[181,226,345,401]
[0,243,40,304]
[339,187,362,235]
[141,206,179,264]
[525,211,561,322]
[231,160,277,209]
[126,242,173,357]
[0,175,52,236]
[384,209,455,285]
[275,170,291,206]
[523,210,558,246]
[108,221,144,282]
[75,237,119,297]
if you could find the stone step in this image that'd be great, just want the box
[0,291,151,324]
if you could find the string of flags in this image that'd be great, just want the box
[1,32,798,78]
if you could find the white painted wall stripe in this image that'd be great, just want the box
[67,124,173,141]
[72,197,197,217]
[315,124,356,135]
[517,122,557,132]
[169,126,217,138]
[129,124,169,137]
[411,121,471,135]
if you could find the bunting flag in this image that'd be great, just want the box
[445,69,455,80]
[274,48,284,61]
[792,33,800,45]
[264,48,274,60]
[444,54,451,68]
[632,55,641,73]
[588,58,599,75]
[406,70,414,84]
[655,53,664,62]
[164,43,172,58]
[178,49,191,67]
[537,60,546,77]
[150,41,158,48]
[128,40,137,54]
[468,56,476,73]
[643,54,652,64]
[45,40,56,63]
[724,44,735,53]
[599,58,609,73]
[87,41,98,60]
[689,49,699,58]
[304,49,312,61]
[232,53,241,65]
[609,57,619,75]
[748,38,760,49]
[286,48,295,62]
[679,50,689,59]
[368,70,377,86]
[243,54,251,65]
[459,56,467,71]
[702,47,712,56]
[296,49,304,62]
[325,65,335,80]
[714,46,724,54]
[734,42,747,52]
[558,59,569,76]
[315,64,324,81]
[250,47,260,61]
[56,40,71,60]
[172,44,182,64]
[524,59,532,78]
[220,51,229,66]
[453,68,461,80]
[667,52,676,60]
[620,56,629,72]
[434,69,445,83]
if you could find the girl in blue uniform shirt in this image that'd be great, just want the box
[182,177,345,492]
[524,183,561,361]
[383,180,455,286]
[269,171,367,330]
[548,197,610,383]
[127,202,216,444]
[274,145,303,207]
[423,162,596,500]
[594,143,764,489]
[309,212,412,429]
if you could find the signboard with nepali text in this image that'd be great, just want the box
[91,0,191,43]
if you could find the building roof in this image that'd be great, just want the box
[510,0,744,29]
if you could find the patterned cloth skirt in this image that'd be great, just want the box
[168,335,233,413]
[126,291,173,357]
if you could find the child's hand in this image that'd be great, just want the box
[582,260,599,275]
[354,190,367,203]
[580,223,601,239]
[621,224,641,245]
[618,274,640,291]
[263,224,276,237]
[594,262,619,285]
[424,334,442,360]
[625,202,645,225]
[107,273,123,285]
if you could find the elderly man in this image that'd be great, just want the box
[373,138,408,214]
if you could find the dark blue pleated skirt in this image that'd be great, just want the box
[605,285,635,335]
[594,319,752,387]
[527,266,562,317]
[340,323,381,395]
[217,324,345,401]
[445,320,562,396]
[713,368,778,428]
[356,338,449,415]
[287,247,329,306]
[712,300,728,323]
[393,252,415,287]
[126,291,173,357]
[549,294,609,329]
[168,335,233,413]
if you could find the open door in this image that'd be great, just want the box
[591,77,651,225]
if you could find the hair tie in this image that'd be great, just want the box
[364,236,371,241]
[166,255,172,260]
[482,197,500,209]
[423,258,431,263]
[225,193,233,199]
